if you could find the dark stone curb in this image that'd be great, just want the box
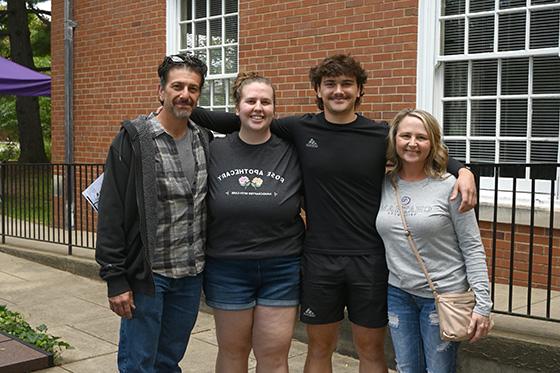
[0,331,53,372]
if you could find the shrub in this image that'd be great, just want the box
[0,305,71,360]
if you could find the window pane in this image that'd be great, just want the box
[498,12,526,51]
[210,19,222,46]
[443,19,465,55]
[500,141,526,162]
[225,46,238,74]
[195,21,207,47]
[225,16,238,44]
[195,0,206,18]
[444,61,468,97]
[225,0,238,14]
[469,16,494,53]
[443,0,465,15]
[499,0,526,9]
[470,0,494,13]
[471,141,495,162]
[181,0,192,21]
[530,9,560,49]
[210,0,221,16]
[227,78,235,109]
[532,0,560,4]
[194,49,207,64]
[501,99,528,137]
[209,47,222,75]
[532,99,560,137]
[181,0,238,112]
[533,56,560,94]
[213,80,226,106]
[199,83,210,107]
[501,58,528,95]
[180,23,193,49]
[472,60,497,96]
[443,101,467,135]
[471,100,497,136]
[531,141,558,163]
[445,140,466,161]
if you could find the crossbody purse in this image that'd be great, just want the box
[391,176,476,342]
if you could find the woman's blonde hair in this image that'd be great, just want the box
[387,108,448,178]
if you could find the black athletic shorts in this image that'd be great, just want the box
[300,251,389,328]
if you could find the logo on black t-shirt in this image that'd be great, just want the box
[305,138,319,149]
[239,176,263,189]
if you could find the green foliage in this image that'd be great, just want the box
[0,93,51,159]
[29,6,50,57]
[0,304,71,360]
[0,140,20,161]
[0,1,51,160]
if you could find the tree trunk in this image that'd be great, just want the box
[6,0,48,163]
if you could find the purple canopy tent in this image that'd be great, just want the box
[0,56,51,96]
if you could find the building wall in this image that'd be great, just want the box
[52,0,419,163]
[481,221,560,292]
[51,0,167,163]
[238,0,419,121]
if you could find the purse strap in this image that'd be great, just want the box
[390,175,439,297]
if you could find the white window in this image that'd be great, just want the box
[169,0,238,111]
[419,0,560,197]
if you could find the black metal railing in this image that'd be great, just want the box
[0,163,104,254]
[468,163,560,323]
[0,162,558,323]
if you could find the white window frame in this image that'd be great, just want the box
[167,0,238,111]
[417,0,560,201]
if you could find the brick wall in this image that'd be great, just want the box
[238,0,419,122]
[480,221,560,291]
[52,0,419,163]
[51,0,166,164]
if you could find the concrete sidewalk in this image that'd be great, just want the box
[0,252,364,372]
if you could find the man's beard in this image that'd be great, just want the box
[172,106,192,120]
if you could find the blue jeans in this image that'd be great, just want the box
[387,285,459,373]
[204,255,300,310]
[118,273,202,373]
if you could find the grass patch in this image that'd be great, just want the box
[1,166,56,225]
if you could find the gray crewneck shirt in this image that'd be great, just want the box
[376,174,492,316]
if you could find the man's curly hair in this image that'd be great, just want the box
[308,54,368,110]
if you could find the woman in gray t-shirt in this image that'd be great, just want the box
[376,109,492,373]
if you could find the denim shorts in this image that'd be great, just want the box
[203,255,301,310]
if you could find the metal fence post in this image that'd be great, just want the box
[1,162,4,244]
[66,163,74,255]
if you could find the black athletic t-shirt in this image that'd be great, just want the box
[272,113,388,255]
[206,133,305,259]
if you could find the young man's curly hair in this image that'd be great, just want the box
[308,54,368,111]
